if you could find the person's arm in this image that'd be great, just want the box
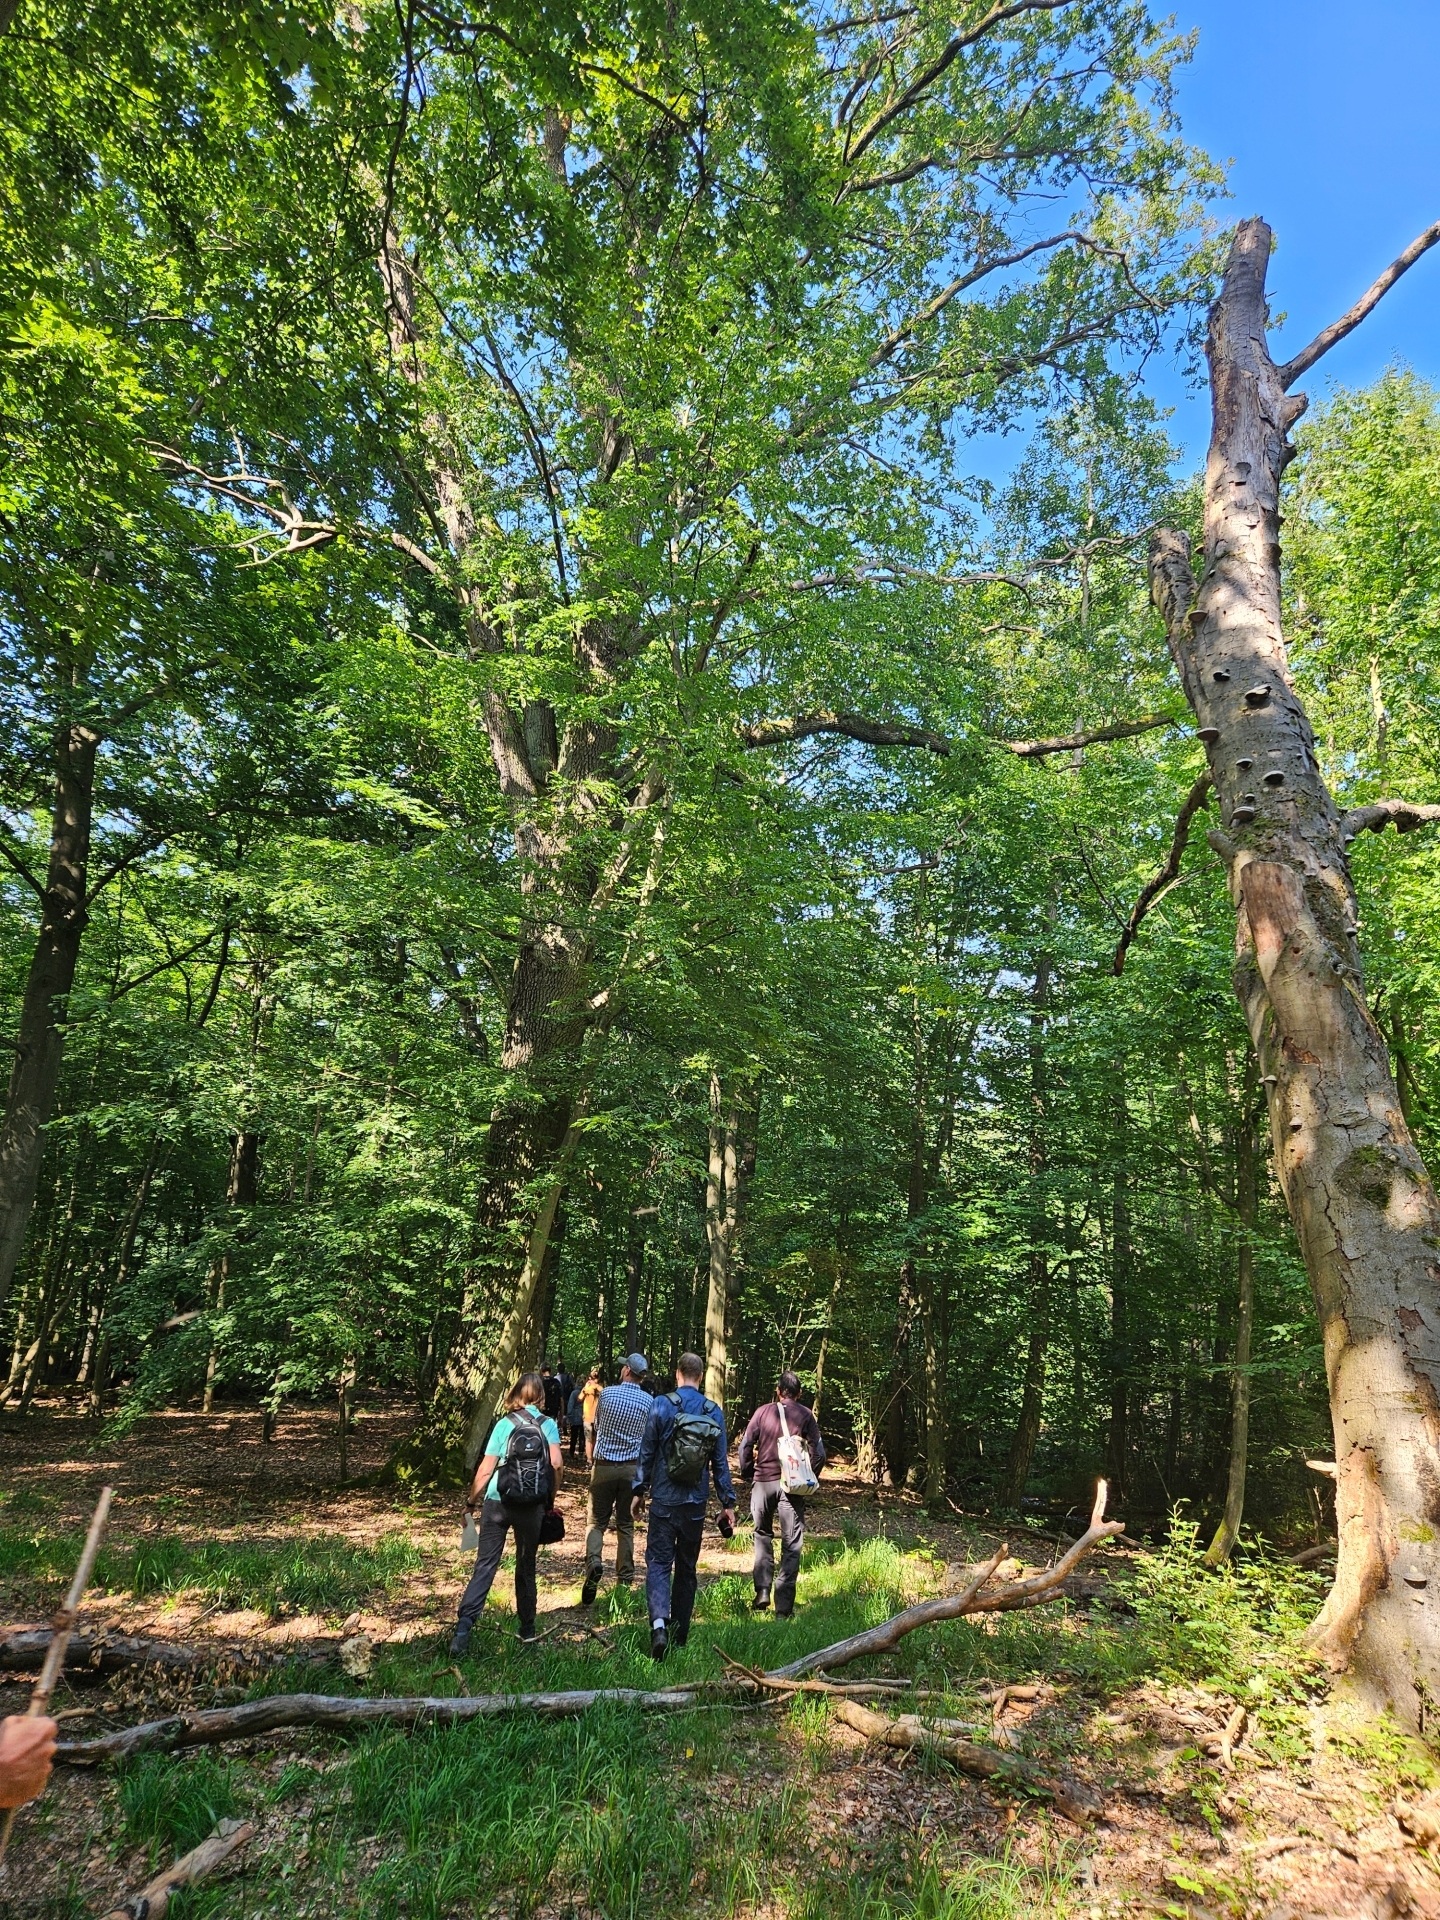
[738,1411,758,1480]
[806,1409,826,1473]
[466,1454,498,1508]
[711,1406,737,1512]
[549,1440,564,1490]
[0,1714,58,1809]
[634,1402,661,1496]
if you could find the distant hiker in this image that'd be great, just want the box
[0,1712,56,1808]
[451,1372,562,1653]
[566,1380,586,1460]
[580,1353,651,1605]
[739,1372,825,1618]
[541,1364,565,1425]
[633,1351,736,1660]
[555,1360,576,1428]
[579,1366,604,1462]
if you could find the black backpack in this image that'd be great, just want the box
[495,1408,553,1505]
[663,1392,721,1486]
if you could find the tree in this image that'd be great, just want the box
[1149,216,1440,1723]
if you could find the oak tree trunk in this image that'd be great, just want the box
[1153,216,1440,1724]
[0,723,99,1313]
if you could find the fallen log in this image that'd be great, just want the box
[0,1626,270,1679]
[96,1818,255,1920]
[55,1481,1122,1767]
[833,1699,1098,1826]
[770,1479,1124,1681]
[56,1686,713,1763]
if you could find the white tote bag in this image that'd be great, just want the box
[777,1403,819,1495]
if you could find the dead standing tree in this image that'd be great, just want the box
[1148,214,1440,1725]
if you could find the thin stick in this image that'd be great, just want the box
[0,1486,112,1865]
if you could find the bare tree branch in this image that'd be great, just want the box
[1113,771,1213,974]
[1004,713,1178,759]
[740,711,950,755]
[1278,219,1440,390]
[1341,800,1440,842]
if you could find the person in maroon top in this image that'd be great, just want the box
[738,1373,825,1617]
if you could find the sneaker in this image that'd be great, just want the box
[649,1622,669,1662]
[751,1594,771,1611]
[518,1627,538,1643]
[449,1626,472,1656]
[581,1571,600,1607]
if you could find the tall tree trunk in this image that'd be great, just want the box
[624,1213,644,1357]
[1108,1079,1132,1497]
[1152,215,1440,1723]
[1000,948,1051,1506]
[1206,1052,1262,1566]
[703,1073,758,1408]
[203,1129,259,1412]
[0,723,99,1313]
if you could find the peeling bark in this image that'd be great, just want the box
[1153,216,1440,1725]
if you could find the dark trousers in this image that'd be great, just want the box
[569,1422,585,1460]
[645,1507,706,1637]
[458,1500,543,1635]
[586,1456,638,1582]
[751,1480,806,1612]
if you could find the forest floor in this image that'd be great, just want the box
[2,1398,1439,1920]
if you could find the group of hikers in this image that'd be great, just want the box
[0,1353,823,1824]
[451,1353,826,1661]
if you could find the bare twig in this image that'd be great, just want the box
[1113,771,1214,974]
[1278,220,1440,389]
[1004,714,1178,759]
[740,711,950,755]
[0,1487,112,1863]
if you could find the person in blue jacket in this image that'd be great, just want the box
[633,1351,736,1661]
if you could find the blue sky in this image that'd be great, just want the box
[1155,0,1440,459]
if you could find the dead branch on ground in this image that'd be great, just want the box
[96,1819,255,1920]
[832,1699,1097,1825]
[0,1626,272,1679]
[769,1479,1123,1681]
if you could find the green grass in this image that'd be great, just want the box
[30,1520,1338,1920]
[0,1521,422,1617]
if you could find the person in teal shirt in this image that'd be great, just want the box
[451,1373,563,1653]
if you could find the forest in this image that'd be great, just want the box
[5,1,1440,1915]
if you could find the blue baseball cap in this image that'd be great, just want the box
[626,1353,649,1375]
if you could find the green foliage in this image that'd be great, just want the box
[1124,1512,1328,1758]
[118,1750,238,1858]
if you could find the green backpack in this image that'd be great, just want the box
[663,1392,721,1486]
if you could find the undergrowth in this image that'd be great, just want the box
[0,1514,421,1617]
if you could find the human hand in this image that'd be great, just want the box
[718,1507,736,1539]
[0,1714,58,1809]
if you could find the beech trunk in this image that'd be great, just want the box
[1153,216,1440,1724]
[0,723,99,1314]
[702,1074,758,1408]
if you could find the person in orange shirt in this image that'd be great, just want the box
[579,1367,604,1463]
[0,1714,57,1808]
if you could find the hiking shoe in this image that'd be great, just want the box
[774,1606,794,1619]
[449,1626,471,1656]
[518,1627,538,1643]
[649,1622,669,1662]
[672,1625,688,1648]
[751,1594,771,1611]
[581,1571,601,1606]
